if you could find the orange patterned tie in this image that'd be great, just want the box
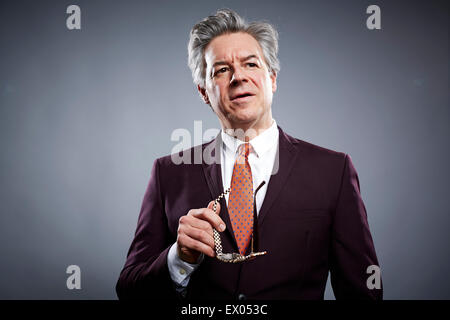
[228,143,254,255]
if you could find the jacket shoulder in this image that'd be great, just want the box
[283,130,347,161]
[154,139,216,169]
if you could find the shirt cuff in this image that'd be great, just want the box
[167,242,204,287]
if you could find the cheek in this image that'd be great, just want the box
[255,76,271,95]
[252,72,271,92]
[217,85,225,98]
[206,83,220,101]
[261,77,274,102]
[207,83,228,109]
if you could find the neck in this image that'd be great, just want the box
[222,116,273,141]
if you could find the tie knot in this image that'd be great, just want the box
[238,143,252,157]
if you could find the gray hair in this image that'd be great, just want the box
[188,8,280,88]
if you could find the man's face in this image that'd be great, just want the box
[199,32,277,132]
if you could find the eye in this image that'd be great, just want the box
[214,67,229,76]
[247,62,258,67]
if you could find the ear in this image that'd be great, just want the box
[197,85,210,105]
[270,71,277,93]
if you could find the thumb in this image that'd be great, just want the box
[207,200,220,215]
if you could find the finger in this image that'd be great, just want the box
[181,224,215,249]
[207,200,221,215]
[180,215,214,235]
[191,206,226,232]
[207,201,225,231]
[178,234,215,258]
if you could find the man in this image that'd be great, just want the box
[116,9,382,300]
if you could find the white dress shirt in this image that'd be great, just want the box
[167,119,279,288]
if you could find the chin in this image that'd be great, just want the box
[228,113,260,127]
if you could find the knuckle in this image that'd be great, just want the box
[200,229,209,239]
[194,229,208,244]
[177,233,186,245]
[201,221,211,232]
[198,229,208,242]
[192,228,202,239]
[194,210,205,218]
[180,215,194,227]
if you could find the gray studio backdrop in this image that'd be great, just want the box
[0,0,448,299]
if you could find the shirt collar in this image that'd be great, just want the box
[221,119,278,158]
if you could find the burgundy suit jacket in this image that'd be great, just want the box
[116,127,382,300]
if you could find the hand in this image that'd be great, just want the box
[177,201,226,263]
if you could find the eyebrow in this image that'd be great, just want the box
[212,54,260,68]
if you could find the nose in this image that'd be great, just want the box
[230,66,248,86]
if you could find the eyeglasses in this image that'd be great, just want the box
[212,181,267,263]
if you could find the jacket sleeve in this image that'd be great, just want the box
[330,154,383,299]
[116,158,178,300]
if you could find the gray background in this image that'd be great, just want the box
[0,0,448,299]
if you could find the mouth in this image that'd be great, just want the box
[230,92,255,102]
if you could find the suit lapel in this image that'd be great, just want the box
[201,135,222,199]
[257,126,299,227]
[201,134,239,250]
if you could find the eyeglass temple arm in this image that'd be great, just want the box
[251,180,266,253]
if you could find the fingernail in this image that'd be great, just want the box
[219,223,226,231]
